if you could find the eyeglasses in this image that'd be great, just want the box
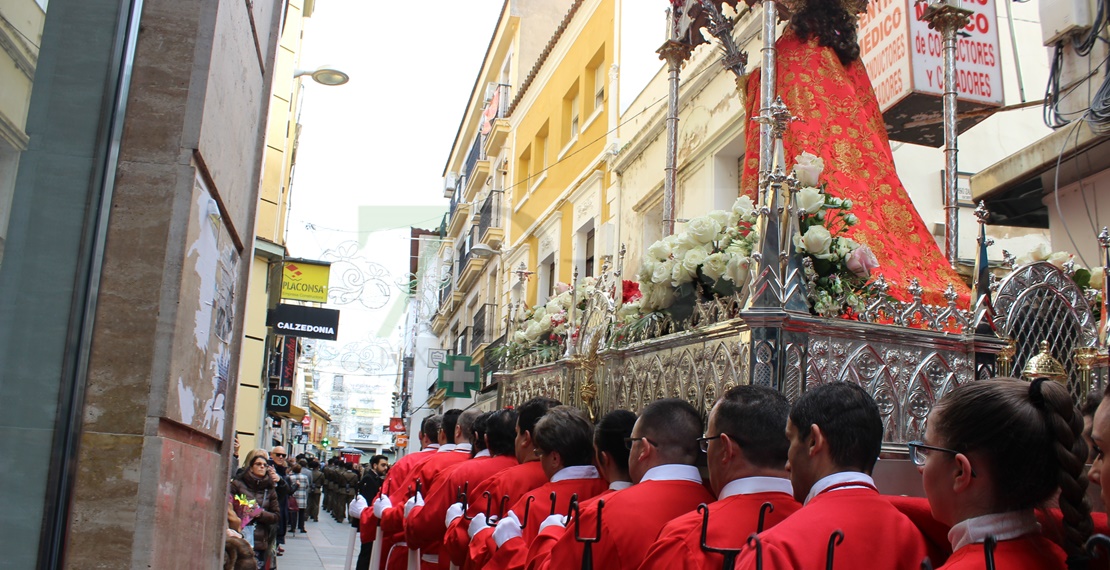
[697,434,722,453]
[623,436,657,450]
[273,453,286,458]
[907,441,976,477]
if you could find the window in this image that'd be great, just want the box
[584,229,595,277]
[518,145,531,191]
[594,63,605,110]
[547,259,557,299]
[570,93,579,139]
[535,122,549,174]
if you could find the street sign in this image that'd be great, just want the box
[436,354,480,399]
[388,417,406,433]
[301,415,311,427]
[266,303,340,341]
[281,259,331,303]
[395,434,409,448]
[266,390,292,413]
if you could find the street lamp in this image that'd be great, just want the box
[294,65,349,86]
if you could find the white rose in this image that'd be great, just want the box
[725,255,751,285]
[652,259,674,284]
[512,331,528,344]
[524,321,544,342]
[1090,268,1105,289]
[686,216,723,245]
[646,283,676,310]
[795,187,825,215]
[707,210,731,228]
[541,314,555,333]
[701,252,730,282]
[795,225,832,255]
[1015,254,1034,266]
[545,297,564,315]
[1029,243,1051,262]
[646,240,671,261]
[792,152,825,187]
[1047,251,1071,268]
[732,196,755,216]
[532,306,546,321]
[672,248,707,284]
[637,260,655,284]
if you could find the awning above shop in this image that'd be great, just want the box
[271,404,306,422]
[970,121,1109,227]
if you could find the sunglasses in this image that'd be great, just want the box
[273,453,286,458]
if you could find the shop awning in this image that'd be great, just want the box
[271,404,306,422]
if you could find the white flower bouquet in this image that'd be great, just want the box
[788,152,880,317]
[633,195,761,322]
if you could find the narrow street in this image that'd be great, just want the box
[277,516,360,570]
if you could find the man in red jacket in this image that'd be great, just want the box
[735,382,929,570]
[443,397,560,569]
[483,406,610,570]
[405,409,519,567]
[640,385,801,570]
[363,414,442,570]
[541,398,714,570]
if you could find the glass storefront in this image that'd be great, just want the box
[0,0,137,566]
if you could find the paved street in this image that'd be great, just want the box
[276,515,361,570]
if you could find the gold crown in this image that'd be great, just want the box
[1021,340,1067,384]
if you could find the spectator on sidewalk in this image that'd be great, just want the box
[289,462,311,535]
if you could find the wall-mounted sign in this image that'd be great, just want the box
[395,434,409,448]
[279,335,298,389]
[266,390,292,413]
[266,303,340,341]
[281,260,331,303]
[437,354,480,399]
[388,417,406,433]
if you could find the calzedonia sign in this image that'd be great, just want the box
[266,303,340,341]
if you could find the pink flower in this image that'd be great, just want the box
[845,245,879,279]
[555,282,571,295]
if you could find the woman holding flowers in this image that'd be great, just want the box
[230,449,282,568]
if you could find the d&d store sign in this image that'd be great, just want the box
[281,259,331,303]
[266,303,341,341]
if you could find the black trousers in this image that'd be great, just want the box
[356,540,372,570]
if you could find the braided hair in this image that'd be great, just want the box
[932,378,1092,567]
[789,0,861,65]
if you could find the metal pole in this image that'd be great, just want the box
[921,1,972,268]
[758,0,778,182]
[658,36,691,238]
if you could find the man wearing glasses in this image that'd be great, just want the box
[269,446,293,555]
[734,382,928,570]
[541,398,713,570]
[640,385,801,570]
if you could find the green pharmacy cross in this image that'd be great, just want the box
[437,354,481,399]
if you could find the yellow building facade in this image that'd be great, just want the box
[433,0,575,410]
[507,0,616,309]
[234,0,322,452]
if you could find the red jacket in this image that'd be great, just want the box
[442,461,547,569]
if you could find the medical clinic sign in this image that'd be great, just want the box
[281,259,330,303]
[859,0,1002,145]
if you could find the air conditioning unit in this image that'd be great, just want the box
[443,171,459,198]
[485,82,499,102]
[1040,0,1095,45]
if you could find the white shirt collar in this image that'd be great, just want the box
[474,449,491,458]
[608,481,632,491]
[437,444,456,453]
[454,443,472,454]
[640,464,703,484]
[719,477,793,500]
[804,472,875,505]
[949,510,1041,552]
[551,465,601,482]
[424,444,440,452]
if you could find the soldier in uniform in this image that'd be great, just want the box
[338,460,360,523]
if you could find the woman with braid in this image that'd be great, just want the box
[914,378,1092,569]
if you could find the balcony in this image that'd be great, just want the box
[457,230,487,292]
[478,192,504,250]
[483,84,511,156]
[462,136,488,203]
[468,301,495,363]
[446,201,472,240]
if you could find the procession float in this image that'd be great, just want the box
[491,0,1110,483]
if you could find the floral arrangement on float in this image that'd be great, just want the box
[789,152,881,317]
[493,278,599,365]
[621,151,881,333]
